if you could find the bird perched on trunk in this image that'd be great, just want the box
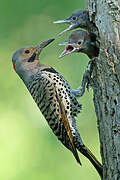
[12,38,102,178]
[54,9,97,36]
[59,30,99,97]
[59,30,99,59]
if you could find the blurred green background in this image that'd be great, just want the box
[0,0,101,179]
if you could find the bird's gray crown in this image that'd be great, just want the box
[12,47,32,64]
[69,30,88,43]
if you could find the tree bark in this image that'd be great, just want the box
[88,0,120,179]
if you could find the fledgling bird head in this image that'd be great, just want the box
[54,9,91,35]
[59,30,99,59]
[12,38,54,82]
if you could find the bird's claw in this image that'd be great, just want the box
[77,86,85,97]
[72,60,95,98]
[72,86,85,97]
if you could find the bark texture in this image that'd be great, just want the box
[88,0,120,179]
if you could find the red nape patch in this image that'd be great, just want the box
[13,62,16,71]
[86,32,90,40]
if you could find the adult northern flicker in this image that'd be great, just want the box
[54,9,97,36]
[12,38,102,178]
[59,30,99,59]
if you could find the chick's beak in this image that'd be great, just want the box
[54,18,79,36]
[59,41,76,59]
[54,19,71,24]
[59,24,79,36]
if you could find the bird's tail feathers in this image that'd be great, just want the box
[78,145,103,179]
[55,89,81,165]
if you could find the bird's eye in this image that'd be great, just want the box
[25,49,30,54]
[78,41,82,45]
[72,16,77,21]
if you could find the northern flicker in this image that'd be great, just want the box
[54,9,97,36]
[12,38,102,178]
[59,30,99,59]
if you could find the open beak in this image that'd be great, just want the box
[59,24,79,36]
[59,41,78,58]
[54,19,71,24]
[54,19,79,36]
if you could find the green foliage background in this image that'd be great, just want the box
[0,0,101,179]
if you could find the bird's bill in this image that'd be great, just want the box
[54,18,79,36]
[59,41,70,46]
[59,24,79,36]
[39,38,55,49]
[59,42,77,59]
[35,38,55,55]
[54,19,71,24]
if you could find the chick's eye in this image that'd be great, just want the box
[78,41,82,45]
[25,49,30,54]
[72,16,77,21]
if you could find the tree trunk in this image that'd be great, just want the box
[88,0,120,179]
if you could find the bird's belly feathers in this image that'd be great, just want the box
[27,72,82,149]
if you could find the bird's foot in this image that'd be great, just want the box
[72,86,85,97]
[73,60,94,98]
[85,59,95,91]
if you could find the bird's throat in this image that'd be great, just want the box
[28,52,37,62]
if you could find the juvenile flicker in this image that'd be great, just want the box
[54,9,97,36]
[58,30,99,96]
[12,38,102,178]
[59,30,99,59]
